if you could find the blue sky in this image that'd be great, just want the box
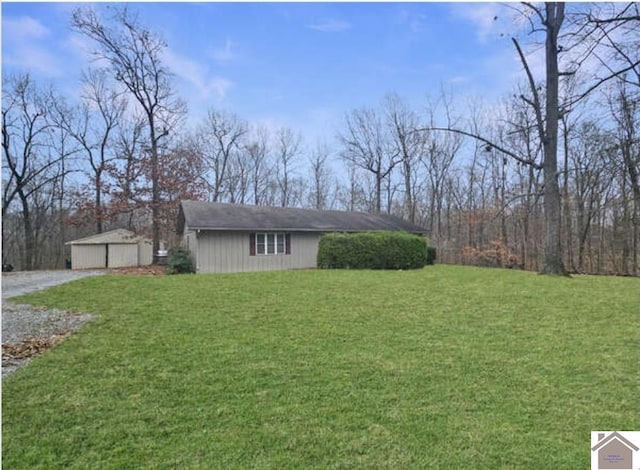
[2,2,536,148]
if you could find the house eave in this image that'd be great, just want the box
[186,226,427,235]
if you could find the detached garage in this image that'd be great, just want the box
[66,229,152,269]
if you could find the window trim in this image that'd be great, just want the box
[251,232,290,256]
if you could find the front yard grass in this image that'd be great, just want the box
[2,265,638,468]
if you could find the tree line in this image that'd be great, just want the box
[2,3,639,275]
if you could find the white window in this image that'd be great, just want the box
[256,233,287,255]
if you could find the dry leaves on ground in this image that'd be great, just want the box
[108,265,167,276]
[2,335,67,365]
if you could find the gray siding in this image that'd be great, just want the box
[183,230,198,266]
[68,229,153,269]
[194,231,320,274]
[108,244,138,268]
[138,241,153,266]
[71,242,152,269]
[71,244,106,269]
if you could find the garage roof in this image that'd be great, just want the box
[178,200,427,234]
[66,229,147,245]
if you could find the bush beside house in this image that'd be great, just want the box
[166,246,194,274]
[317,232,428,270]
[426,246,437,265]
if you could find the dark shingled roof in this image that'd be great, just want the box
[178,200,427,234]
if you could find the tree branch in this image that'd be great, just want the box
[512,37,546,144]
[411,126,543,170]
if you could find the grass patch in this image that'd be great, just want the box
[3,265,638,468]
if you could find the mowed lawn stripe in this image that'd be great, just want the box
[3,266,638,469]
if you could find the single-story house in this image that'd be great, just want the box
[66,229,153,269]
[178,200,428,274]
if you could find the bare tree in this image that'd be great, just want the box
[418,3,567,274]
[384,93,427,223]
[339,106,400,213]
[197,109,247,202]
[419,94,463,241]
[308,140,333,210]
[566,3,640,106]
[274,127,301,208]
[2,75,66,270]
[243,125,272,206]
[607,80,640,274]
[56,69,126,233]
[107,114,147,231]
[520,2,566,274]
[72,5,186,259]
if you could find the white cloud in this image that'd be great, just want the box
[163,49,234,101]
[2,15,63,76]
[450,3,504,43]
[3,15,50,39]
[3,46,62,77]
[308,19,351,33]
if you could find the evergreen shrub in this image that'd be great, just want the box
[426,246,437,265]
[317,232,428,270]
[166,246,194,274]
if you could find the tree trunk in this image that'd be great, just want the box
[150,123,161,260]
[541,3,568,275]
[403,158,414,223]
[96,171,103,234]
[19,192,34,271]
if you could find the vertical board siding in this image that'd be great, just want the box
[71,244,107,269]
[183,231,198,270]
[196,231,320,274]
[138,241,153,266]
[108,244,139,268]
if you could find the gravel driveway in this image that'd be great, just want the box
[2,269,106,300]
[2,270,105,378]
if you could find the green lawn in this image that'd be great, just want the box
[2,265,638,469]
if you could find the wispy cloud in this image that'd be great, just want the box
[3,15,50,39]
[163,49,234,101]
[208,77,233,100]
[448,76,470,85]
[396,9,429,33]
[308,19,351,33]
[2,15,63,76]
[450,3,503,43]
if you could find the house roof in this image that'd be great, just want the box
[178,200,428,235]
[66,229,148,245]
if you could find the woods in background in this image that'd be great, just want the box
[3,3,639,275]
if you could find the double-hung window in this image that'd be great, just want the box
[252,233,289,255]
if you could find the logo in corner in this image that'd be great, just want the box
[591,431,640,470]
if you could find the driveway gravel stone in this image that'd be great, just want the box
[2,270,105,300]
[2,270,104,378]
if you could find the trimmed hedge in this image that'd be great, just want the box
[317,232,428,270]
